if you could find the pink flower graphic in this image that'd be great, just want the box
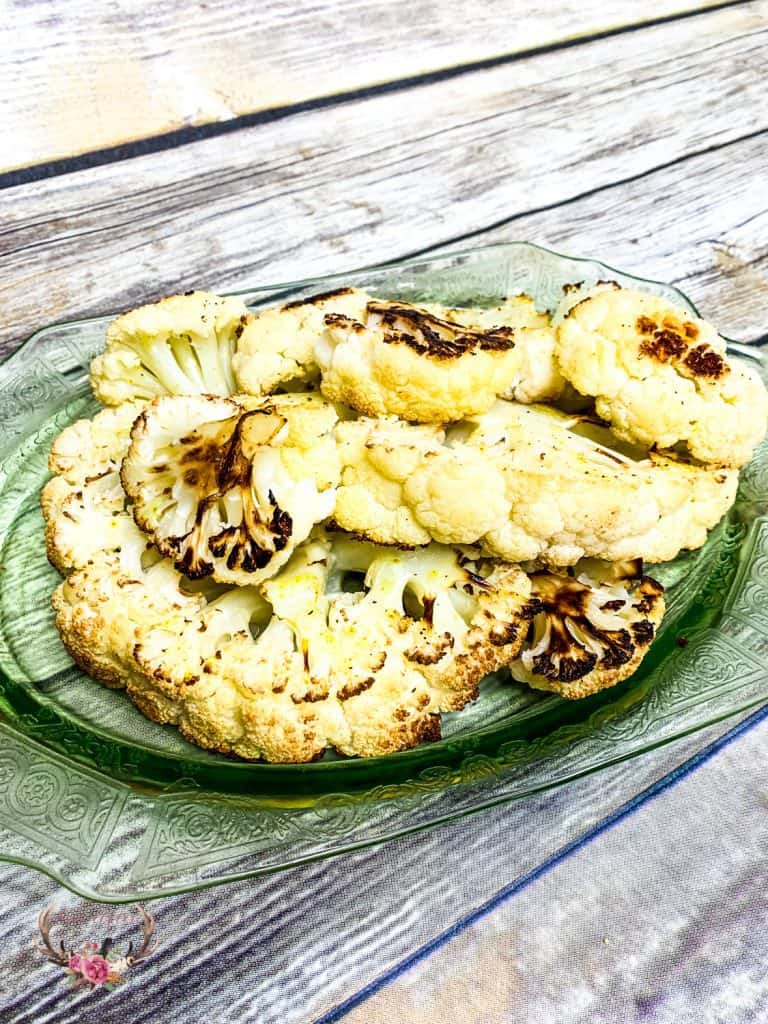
[81,955,110,986]
[68,953,82,973]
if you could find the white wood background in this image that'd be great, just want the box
[1,2,766,361]
[1,4,767,1021]
[1,0,736,169]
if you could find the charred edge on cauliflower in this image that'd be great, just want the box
[283,286,355,310]
[324,301,517,360]
[524,574,663,685]
[162,409,293,580]
[636,314,728,380]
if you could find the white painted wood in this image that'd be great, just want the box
[0,4,765,357]
[450,132,768,340]
[1,1,733,170]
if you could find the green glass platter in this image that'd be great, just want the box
[0,241,767,899]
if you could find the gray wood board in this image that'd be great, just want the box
[1,3,765,357]
[1,1,736,169]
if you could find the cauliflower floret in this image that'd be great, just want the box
[555,283,768,466]
[44,472,145,574]
[233,287,370,396]
[441,297,567,404]
[333,418,508,547]
[333,401,738,565]
[42,401,147,572]
[510,561,665,699]
[121,393,340,585]
[129,533,534,761]
[46,402,144,484]
[90,292,247,405]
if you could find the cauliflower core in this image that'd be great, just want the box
[121,393,339,586]
[90,292,247,405]
[555,284,768,466]
[233,287,565,419]
[333,401,737,566]
[510,561,665,699]
[129,533,534,760]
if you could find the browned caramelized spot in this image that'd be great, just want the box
[292,683,331,704]
[349,300,517,360]
[405,634,453,664]
[489,621,519,647]
[283,286,354,310]
[633,577,664,614]
[636,315,657,334]
[631,620,655,645]
[683,321,699,340]
[464,569,492,591]
[422,595,436,627]
[683,345,728,379]
[533,646,597,683]
[417,714,442,743]
[234,314,249,339]
[639,327,687,362]
[337,676,375,701]
[601,599,626,612]
[597,628,634,669]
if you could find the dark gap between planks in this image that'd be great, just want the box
[0,0,747,191]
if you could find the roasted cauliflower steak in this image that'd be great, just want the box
[555,283,768,467]
[234,287,565,419]
[332,401,737,565]
[121,392,340,586]
[52,523,536,760]
[509,560,665,699]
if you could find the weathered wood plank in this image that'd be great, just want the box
[1,0,741,171]
[0,3,765,359]
[435,132,768,340]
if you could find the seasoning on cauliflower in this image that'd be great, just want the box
[555,283,768,467]
[332,401,737,565]
[120,393,340,585]
[90,291,247,406]
[51,545,203,693]
[509,560,665,699]
[41,402,147,573]
[129,533,534,761]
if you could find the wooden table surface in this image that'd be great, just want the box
[1,2,767,1021]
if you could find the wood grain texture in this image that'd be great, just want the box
[1,3,765,360]
[1,0,740,171]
